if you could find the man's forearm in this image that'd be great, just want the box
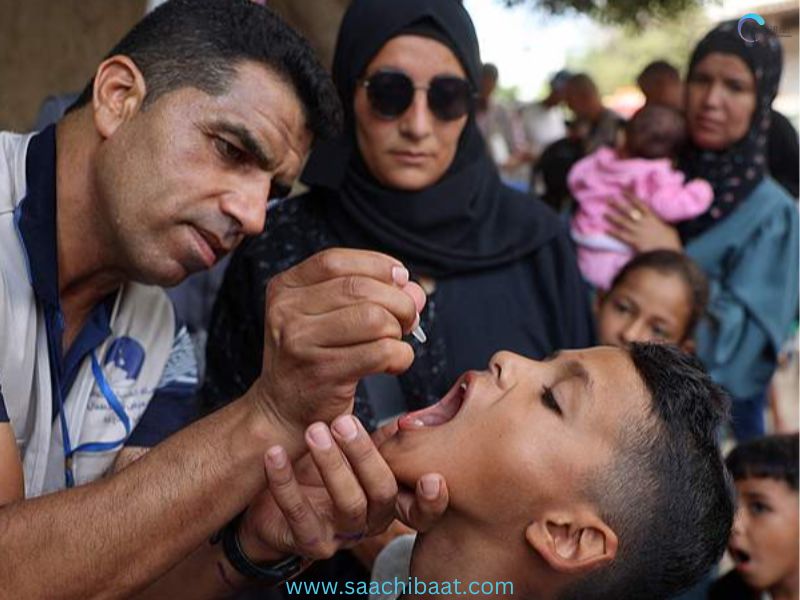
[0,391,303,600]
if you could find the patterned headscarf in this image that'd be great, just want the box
[678,20,783,240]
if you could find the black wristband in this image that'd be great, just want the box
[212,512,306,584]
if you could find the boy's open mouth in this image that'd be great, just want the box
[730,546,752,568]
[397,375,470,430]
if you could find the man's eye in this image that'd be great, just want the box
[215,138,246,164]
[541,386,562,416]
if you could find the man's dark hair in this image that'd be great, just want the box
[637,60,681,87]
[625,103,688,159]
[562,343,734,600]
[67,0,342,143]
[726,433,799,490]
[608,250,709,341]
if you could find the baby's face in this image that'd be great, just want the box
[597,268,692,348]
[380,347,650,526]
[728,477,799,592]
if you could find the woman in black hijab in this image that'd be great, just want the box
[607,21,798,442]
[204,0,593,425]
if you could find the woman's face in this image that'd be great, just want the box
[353,35,469,190]
[686,52,757,150]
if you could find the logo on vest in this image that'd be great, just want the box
[105,336,146,383]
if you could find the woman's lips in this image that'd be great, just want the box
[390,150,432,166]
[398,376,469,430]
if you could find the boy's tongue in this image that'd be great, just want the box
[398,381,466,430]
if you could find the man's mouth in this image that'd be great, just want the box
[397,375,471,430]
[188,225,229,269]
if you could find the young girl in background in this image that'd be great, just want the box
[595,249,709,352]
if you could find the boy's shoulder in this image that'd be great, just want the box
[708,569,760,600]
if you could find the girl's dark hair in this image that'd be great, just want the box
[608,250,709,341]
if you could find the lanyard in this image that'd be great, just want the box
[59,351,132,488]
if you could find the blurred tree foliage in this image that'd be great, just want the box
[502,0,710,28]
[565,8,712,95]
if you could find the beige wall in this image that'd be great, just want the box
[0,0,146,131]
[0,0,349,132]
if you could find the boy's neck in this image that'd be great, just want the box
[408,518,560,599]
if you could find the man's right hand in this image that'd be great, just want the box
[253,248,426,441]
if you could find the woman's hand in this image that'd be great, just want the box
[606,192,683,253]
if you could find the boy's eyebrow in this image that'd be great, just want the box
[212,120,275,171]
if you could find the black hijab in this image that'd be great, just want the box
[301,0,557,277]
[679,20,783,240]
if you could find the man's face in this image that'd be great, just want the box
[95,61,312,286]
[381,347,651,527]
[728,477,799,592]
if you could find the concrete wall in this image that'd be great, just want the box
[0,0,350,132]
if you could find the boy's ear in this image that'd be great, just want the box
[92,55,147,139]
[679,337,696,354]
[525,510,618,575]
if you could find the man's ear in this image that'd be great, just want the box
[525,510,618,575]
[92,55,147,139]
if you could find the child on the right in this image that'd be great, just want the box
[569,104,714,290]
[709,433,799,600]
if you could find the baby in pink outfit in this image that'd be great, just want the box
[569,104,713,289]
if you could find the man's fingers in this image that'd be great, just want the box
[305,423,368,537]
[396,474,449,533]
[292,305,405,348]
[330,415,398,535]
[305,340,416,382]
[263,446,326,553]
[278,248,406,288]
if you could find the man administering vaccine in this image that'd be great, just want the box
[0,1,448,598]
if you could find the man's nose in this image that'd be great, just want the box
[399,89,434,139]
[219,177,270,237]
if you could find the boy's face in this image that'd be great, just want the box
[596,269,692,348]
[729,477,799,591]
[380,347,651,527]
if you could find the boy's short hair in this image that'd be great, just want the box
[637,60,681,86]
[726,434,799,490]
[68,0,342,143]
[610,250,710,342]
[562,343,734,600]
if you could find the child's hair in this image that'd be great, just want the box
[726,433,799,490]
[609,250,709,342]
[625,104,687,159]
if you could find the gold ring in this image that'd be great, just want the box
[629,208,643,222]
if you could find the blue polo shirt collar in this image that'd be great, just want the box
[16,125,115,405]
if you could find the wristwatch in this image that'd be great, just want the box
[212,512,308,584]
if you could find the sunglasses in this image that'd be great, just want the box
[360,70,475,122]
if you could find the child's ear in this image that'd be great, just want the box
[525,511,618,575]
[679,337,696,354]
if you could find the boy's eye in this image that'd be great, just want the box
[612,300,631,314]
[749,501,771,516]
[540,386,562,416]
